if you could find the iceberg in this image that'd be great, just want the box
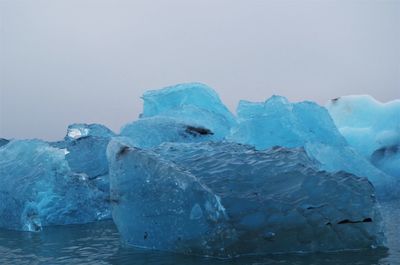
[326,95,400,178]
[51,123,116,194]
[228,95,397,195]
[0,139,110,231]
[108,138,385,257]
[141,83,236,137]
[120,83,236,147]
[1,82,397,258]
[120,117,217,148]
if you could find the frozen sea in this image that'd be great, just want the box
[0,201,398,265]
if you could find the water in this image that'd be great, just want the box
[0,201,398,265]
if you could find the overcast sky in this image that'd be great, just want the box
[1,0,399,141]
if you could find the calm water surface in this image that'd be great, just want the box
[0,201,398,265]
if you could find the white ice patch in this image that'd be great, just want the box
[61,148,70,155]
[67,128,89,139]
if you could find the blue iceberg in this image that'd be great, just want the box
[326,95,400,178]
[120,83,236,148]
[1,82,397,257]
[107,138,384,257]
[141,83,236,138]
[0,139,110,231]
[228,95,397,196]
[120,117,217,148]
[51,123,115,193]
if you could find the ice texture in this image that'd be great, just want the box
[108,138,384,257]
[141,83,236,137]
[228,96,396,194]
[51,123,116,194]
[0,138,9,147]
[65,123,115,140]
[120,83,236,147]
[326,95,400,178]
[120,117,216,148]
[0,139,110,232]
[371,145,400,178]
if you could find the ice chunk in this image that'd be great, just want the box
[139,83,236,140]
[51,123,116,200]
[107,139,385,257]
[119,83,236,148]
[230,96,347,148]
[120,117,217,148]
[0,140,110,232]
[66,123,115,140]
[52,124,115,179]
[326,95,400,178]
[107,139,228,255]
[326,95,400,157]
[229,96,397,195]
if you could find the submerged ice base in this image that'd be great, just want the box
[108,139,385,257]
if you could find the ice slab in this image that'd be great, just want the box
[0,139,110,232]
[326,95,400,178]
[107,139,385,257]
[228,96,397,195]
[120,117,217,148]
[120,83,236,147]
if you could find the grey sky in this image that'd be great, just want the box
[1,0,399,141]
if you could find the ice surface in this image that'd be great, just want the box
[0,139,110,232]
[0,139,9,147]
[51,123,116,194]
[326,95,400,178]
[108,138,384,257]
[228,96,397,194]
[120,83,236,147]
[371,145,400,178]
[141,83,236,138]
[230,96,347,148]
[65,123,115,140]
[120,117,217,148]
[52,124,115,179]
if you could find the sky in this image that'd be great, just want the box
[0,0,399,141]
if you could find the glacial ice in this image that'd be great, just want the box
[52,123,115,179]
[228,95,397,194]
[371,145,400,178]
[120,117,217,148]
[0,138,9,147]
[65,123,116,140]
[1,82,397,256]
[120,83,236,147]
[326,95,400,178]
[141,83,236,137]
[108,138,384,257]
[0,139,110,231]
